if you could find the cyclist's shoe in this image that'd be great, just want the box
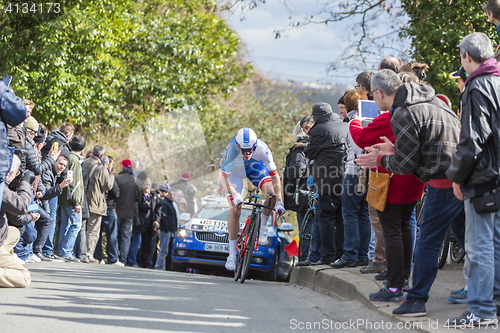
[258,228,268,246]
[449,287,467,304]
[225,255,236,271]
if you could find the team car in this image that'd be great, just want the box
[171,198,294,281]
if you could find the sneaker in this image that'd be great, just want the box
[370,287,405,302]
[449,287,467,304]
[62,255,80,263]
[297,260,311,267]
[375,270,387,280]
[310,259,326,266]
[383,279,410,292]
[330,257,357,269]
[99,260,106,265]
[12,253,25,265]
[360,262,386,274]
[225,254,236,271]
[26,254,41,263]
[258,228,268,246]
[109,261,125,266]
[358,259,370,266]
[45,253,64,262]
[34,252,53,262]
[393,299,427,317]
[446,310,498,328]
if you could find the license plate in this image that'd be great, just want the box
[205,243,230,253]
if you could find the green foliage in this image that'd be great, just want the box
[0,0,250,131]
[401,0,497,107]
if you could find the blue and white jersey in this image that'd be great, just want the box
[221,138,278,177]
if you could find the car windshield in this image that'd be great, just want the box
[195,205,252,224]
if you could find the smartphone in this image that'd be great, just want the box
[53,142,59,151]
[67,170,73,178]
[2,75,12,87]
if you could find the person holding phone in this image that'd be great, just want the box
[58,136,86,262]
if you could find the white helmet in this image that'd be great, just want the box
[235,128,257,150]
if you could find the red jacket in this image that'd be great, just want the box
[350,113,425,205]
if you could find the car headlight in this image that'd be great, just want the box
[176,228,193,239]
[259,236,273,247]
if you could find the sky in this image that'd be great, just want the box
[223,0,410,86]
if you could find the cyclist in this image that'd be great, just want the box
[221,128,286,271]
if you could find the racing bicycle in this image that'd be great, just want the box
[234,190,275,283]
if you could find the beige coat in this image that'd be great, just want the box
[83,156,114,216]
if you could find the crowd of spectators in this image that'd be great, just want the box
[0,80,200,286]
[282,2,500,326]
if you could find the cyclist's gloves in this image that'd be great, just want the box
[232,193,244,206]
[275,201,286,215]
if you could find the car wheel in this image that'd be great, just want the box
[264,249,279,282]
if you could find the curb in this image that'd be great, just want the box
[290,265,454,333]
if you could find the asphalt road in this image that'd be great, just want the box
[0,262,423,333]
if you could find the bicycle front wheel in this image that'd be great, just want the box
[234,223,249,281]
[298,210,314,262]
[240,214,260,283]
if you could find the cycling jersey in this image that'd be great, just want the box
[221,138,278,193]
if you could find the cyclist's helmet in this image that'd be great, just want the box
[235,128,257,155]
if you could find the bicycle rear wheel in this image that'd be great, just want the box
[240,214,260,283]
[450,239,466,263]
[438,227,451,269]
[298,210,314,262]
[234,223,249,281]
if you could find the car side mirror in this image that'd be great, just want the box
[278,223,293,232]
[179,213,191,222]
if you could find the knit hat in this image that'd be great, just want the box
[338,91,348,105]
[25,116,39,132]
[449,67,467,81]
[69,135,86,152]
[312,103,332,121]
[34,126,46,144]
[120,159,133,169]
[159,183,171,193]
[181,173,191,181]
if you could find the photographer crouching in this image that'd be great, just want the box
[0,155,32,288]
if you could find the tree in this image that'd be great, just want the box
[0,0,250,130]
[401,0,497,107]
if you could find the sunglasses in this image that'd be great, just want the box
[240,148,253,156]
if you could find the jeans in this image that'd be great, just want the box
[14,222,37,260]
[42,196,58,255]
[74,219,87,260]
[377,202,416,289]
[407,185,464,302]
[316,194,343,263]
[410,208,417,250]
[58,206,82,257]
[127,232,142,266]
[296,211,306,235]
[101,209,119,263]
[341,174,371,262]
[118,218,133,263]
[369,227,375,259]
[155,231,172,270]
[33,208,52,254]
[309,210,322,262]
[464,199,500,319]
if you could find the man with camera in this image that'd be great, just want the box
[0,155,32,287]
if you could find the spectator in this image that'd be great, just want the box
[170,173,191,193]
[355,71,375,99]
[115,159,141,265]
[378,57,403,73]
[6,97,31,150]
[82,145,114,263]
[0,155,31,287]
[355,69,462,315]
[57,136,86,262]
[0,83,27,210]
[24,116,60,176]
[486,0,500,52]
[184,184,198,217]
[139,185,162,268]
[96,155,121,265]
[337,92,349,121]
[173,189,188,215]
[154,183,178,270]
[331,91,371,269]
[446,32,500,327]
[127,178,151,267]
[303,102,348,265]
[283,117,310,233]
[41,121,75,258]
